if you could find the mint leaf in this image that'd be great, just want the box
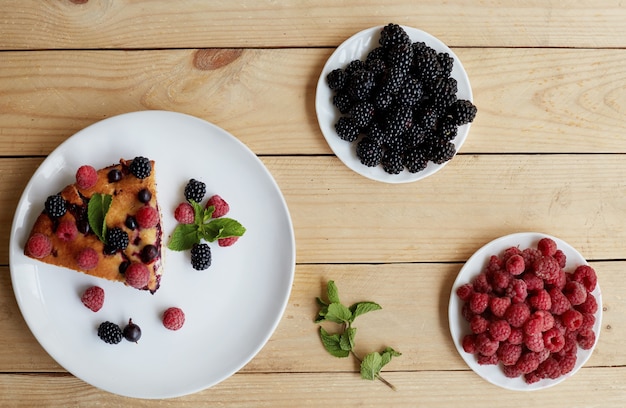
[349,301,382,321]
[200,218,246,242]
[339,327,357,351]
[324,302,352,324]
[360,351,383,381]
[327,280,341,304]
[319,327,349,358]
[381,347,402,367]
[88,193,112,243]
[189,200,206,224]
[167,223,200,251]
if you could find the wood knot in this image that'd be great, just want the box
[193,49,243,71]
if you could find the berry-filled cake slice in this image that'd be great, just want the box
[24,157,164,293]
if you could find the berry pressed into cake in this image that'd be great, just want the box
[24,157,164,293]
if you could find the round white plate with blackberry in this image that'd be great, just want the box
[9,111,296,399]
[315,24,476,184]
[448,232,602,391]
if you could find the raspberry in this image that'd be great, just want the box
[523,313,544,336]
[26,233,52,258]
[537,237,557,257]
[191,242,212,270]
[528,289,552,311]
[218,236,239,247]
[534,310,555,331]
[577,328,596,350]
[562,281,587,306]
[521,272,544,291]
[521,248,542,270]
[505,279,527,303]
[543,328,565,353]
[576,293,598,314]
[469,315,489,334]
[472,273,491,293]
[475,333,499,356]
[477,353,499,365]
[515,351,541,375]
[485,254,504,273]
[553,249,567,268]
[561,308,583,331]
[456,283,474,302]
[163,307,185,331]
[81,286,104,312]
[206,194,230,218]
[135,205,159,229]
[174,202,195,224]
[45,194,67,218]
[76,248,99,270]
[505,302,530,328]
[184,178,206,203]
[536,357,561,380]
[546,268,566,289]
[497,342,522,366]
[75,165,97,189]
[129,156,152,179]
[502,246,522,262]
[505,254,525,276]
[488,319,511,342]
[548,287,571,315]
[56,220,78,242]
[125,262,150,289]
[489,296,511,318]
[580,313,596,331]
[508,328,524,345]
[533,256,561,281]
[572,265,597,292]
[469,292,489,314]
[97,321,123,344]
[556,353,577,375]
[502,364,522,378]
[525,332,545,352]
[490,270,511,292]
[462,334,476,353]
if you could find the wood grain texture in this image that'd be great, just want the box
[1,368,625,407]
[2,261,622,372]
[0,48,624,157]
[1,0,625,49]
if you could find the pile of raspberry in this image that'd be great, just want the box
[456,237,598,384]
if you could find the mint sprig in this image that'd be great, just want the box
[316,280,401,390]
[88,193,112,243]
[167,200,246,251]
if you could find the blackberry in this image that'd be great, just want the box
[332,91,353,114]
[44,194,66,218]
[437,52,454,77]
[429,77,457,113]
[385,105,413,139]
[373,90,394,111]
[356,137,383,167]
[97,321,123,345]
[414,51,440,83]
[366,46,386,63]
[379,23,411,50]
[326,69,346,90]
[184,178,206,203]
[431,141,457,164]
[437,116,458,142]
[403,147,429,173]
[411,41,431,59]
[404,124,428,148]
[365,122,386,146]
[381,66,408,95]
[398,78,423,107]
[346,69,375,101]
[106,227,129,251]
[387,43,413,71]
[448,99,477,125]
[350,101,375,128]
[383,132,405,152]
[381,149,404,174]
[345,59,366,75]
[129,156,151,179]
[191,242,212,270]
[365,58,386,78]
[334,117,360,142]
[419,106,439,130]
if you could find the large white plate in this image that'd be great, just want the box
[315,25,473,183]
[448,232,602,391]
[9,110,296,399]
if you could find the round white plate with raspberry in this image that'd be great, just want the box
[315,25,474,184]
[9,111,296,399]
[448,232,602,391]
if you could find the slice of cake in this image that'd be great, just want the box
[24,157,163,293]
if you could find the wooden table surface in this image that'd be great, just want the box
[1,1,626,406]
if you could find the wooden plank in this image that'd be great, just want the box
[2,154,626,265]
[1,367,625,407]
[2,261,622,372]
[0,48,625,157]
[1,1,625,49]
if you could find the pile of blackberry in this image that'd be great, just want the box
[327,23,477,175]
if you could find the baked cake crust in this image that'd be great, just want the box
[24,158,163,293]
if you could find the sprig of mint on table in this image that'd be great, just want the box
[315,280,401,390]
[168,200,246,251]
